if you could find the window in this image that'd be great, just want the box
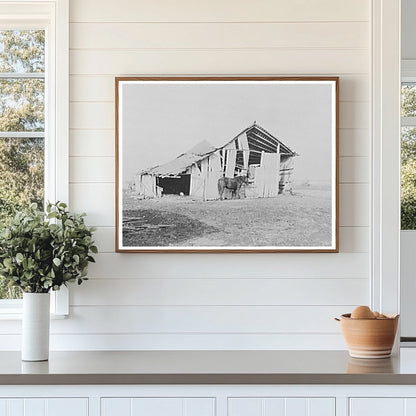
[0,0,69,314]
[0,29,45,299]
[401,64,416,230]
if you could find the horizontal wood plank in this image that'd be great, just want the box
[86,252,369,279]
[69,130,115,157]
[91,225,368,254]
[339,156,369,183]
[0,333,347,351]
[0,306,354,335]
[70,74,369,103]
[91,227,115,253]
[339,226,369,252]
[70,49,368,76]
[70,157,114,183]
[69,102,368,130]
[49,305,355,334]
[339,183,369,227]
[69,0,369,23]
[70,278,367,306]
[339,102,369,129]
[339,129,369,157]
[70,22,368,50]
[69,183,114,226]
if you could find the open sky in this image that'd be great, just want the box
[120,80,335,185]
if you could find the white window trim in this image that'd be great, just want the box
[371,0,401,321]
[0,0,69,317]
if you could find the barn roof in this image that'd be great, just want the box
[227,122,298,156]
[138,123,296,177]
[139,140,215,176]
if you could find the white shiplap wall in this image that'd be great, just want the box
[48,0,371,350]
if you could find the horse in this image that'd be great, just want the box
[217,175,249,200]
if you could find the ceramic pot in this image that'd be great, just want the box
[22,293,50,361]
[336,313,399,359]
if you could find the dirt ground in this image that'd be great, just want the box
[122,187,332,248]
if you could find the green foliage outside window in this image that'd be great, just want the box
[401,84,416,230]
[0,30,45,298]
[401,128,416,229]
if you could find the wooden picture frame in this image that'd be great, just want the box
[116,77,339,253]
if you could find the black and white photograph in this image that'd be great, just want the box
[116,77,338,252]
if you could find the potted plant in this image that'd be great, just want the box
[0,202,97,361]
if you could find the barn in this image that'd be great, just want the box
[133,122,298,201]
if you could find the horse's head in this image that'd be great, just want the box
[239,175,249,184]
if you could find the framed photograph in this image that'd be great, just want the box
[116,77,339,253]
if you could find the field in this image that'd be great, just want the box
[122,187,332,248]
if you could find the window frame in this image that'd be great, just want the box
[0,0,69,316]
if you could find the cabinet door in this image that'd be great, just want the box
[350,398,416,416]
[228,398,335,416]
[350,398,404,416]
[101,398,215,416]
[0,398,88,416]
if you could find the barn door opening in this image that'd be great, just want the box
[157,175,191,196]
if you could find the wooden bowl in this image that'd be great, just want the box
[337,313,399,359]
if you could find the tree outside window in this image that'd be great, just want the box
[0,30,45,299]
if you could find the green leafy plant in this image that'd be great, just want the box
[0,202,97,293]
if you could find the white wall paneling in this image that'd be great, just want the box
[70,22,368,50]
[69,0,369,23]
[43,332,346,350]
[69,183,114,226]
[339,157,369,183]
[69,157,114,183]
[70,74,369,103]
[70,49,368,75]
[339,129,369,157]
[68,278,368,306]
[85,252,370,279]
[4,0,387,350]
[339,184,369,227]
[69,130,114,157]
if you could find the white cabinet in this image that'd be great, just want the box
[350,398,416,416]
[228,398,335,416]
[0,398,88,416]
[101,397,215,416]
[3,385,416,416]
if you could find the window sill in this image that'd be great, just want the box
[0,312,68,320]
[0,287,69,318]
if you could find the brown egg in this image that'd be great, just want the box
[351,305,376,319]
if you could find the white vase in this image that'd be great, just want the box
[22,292,50,361]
